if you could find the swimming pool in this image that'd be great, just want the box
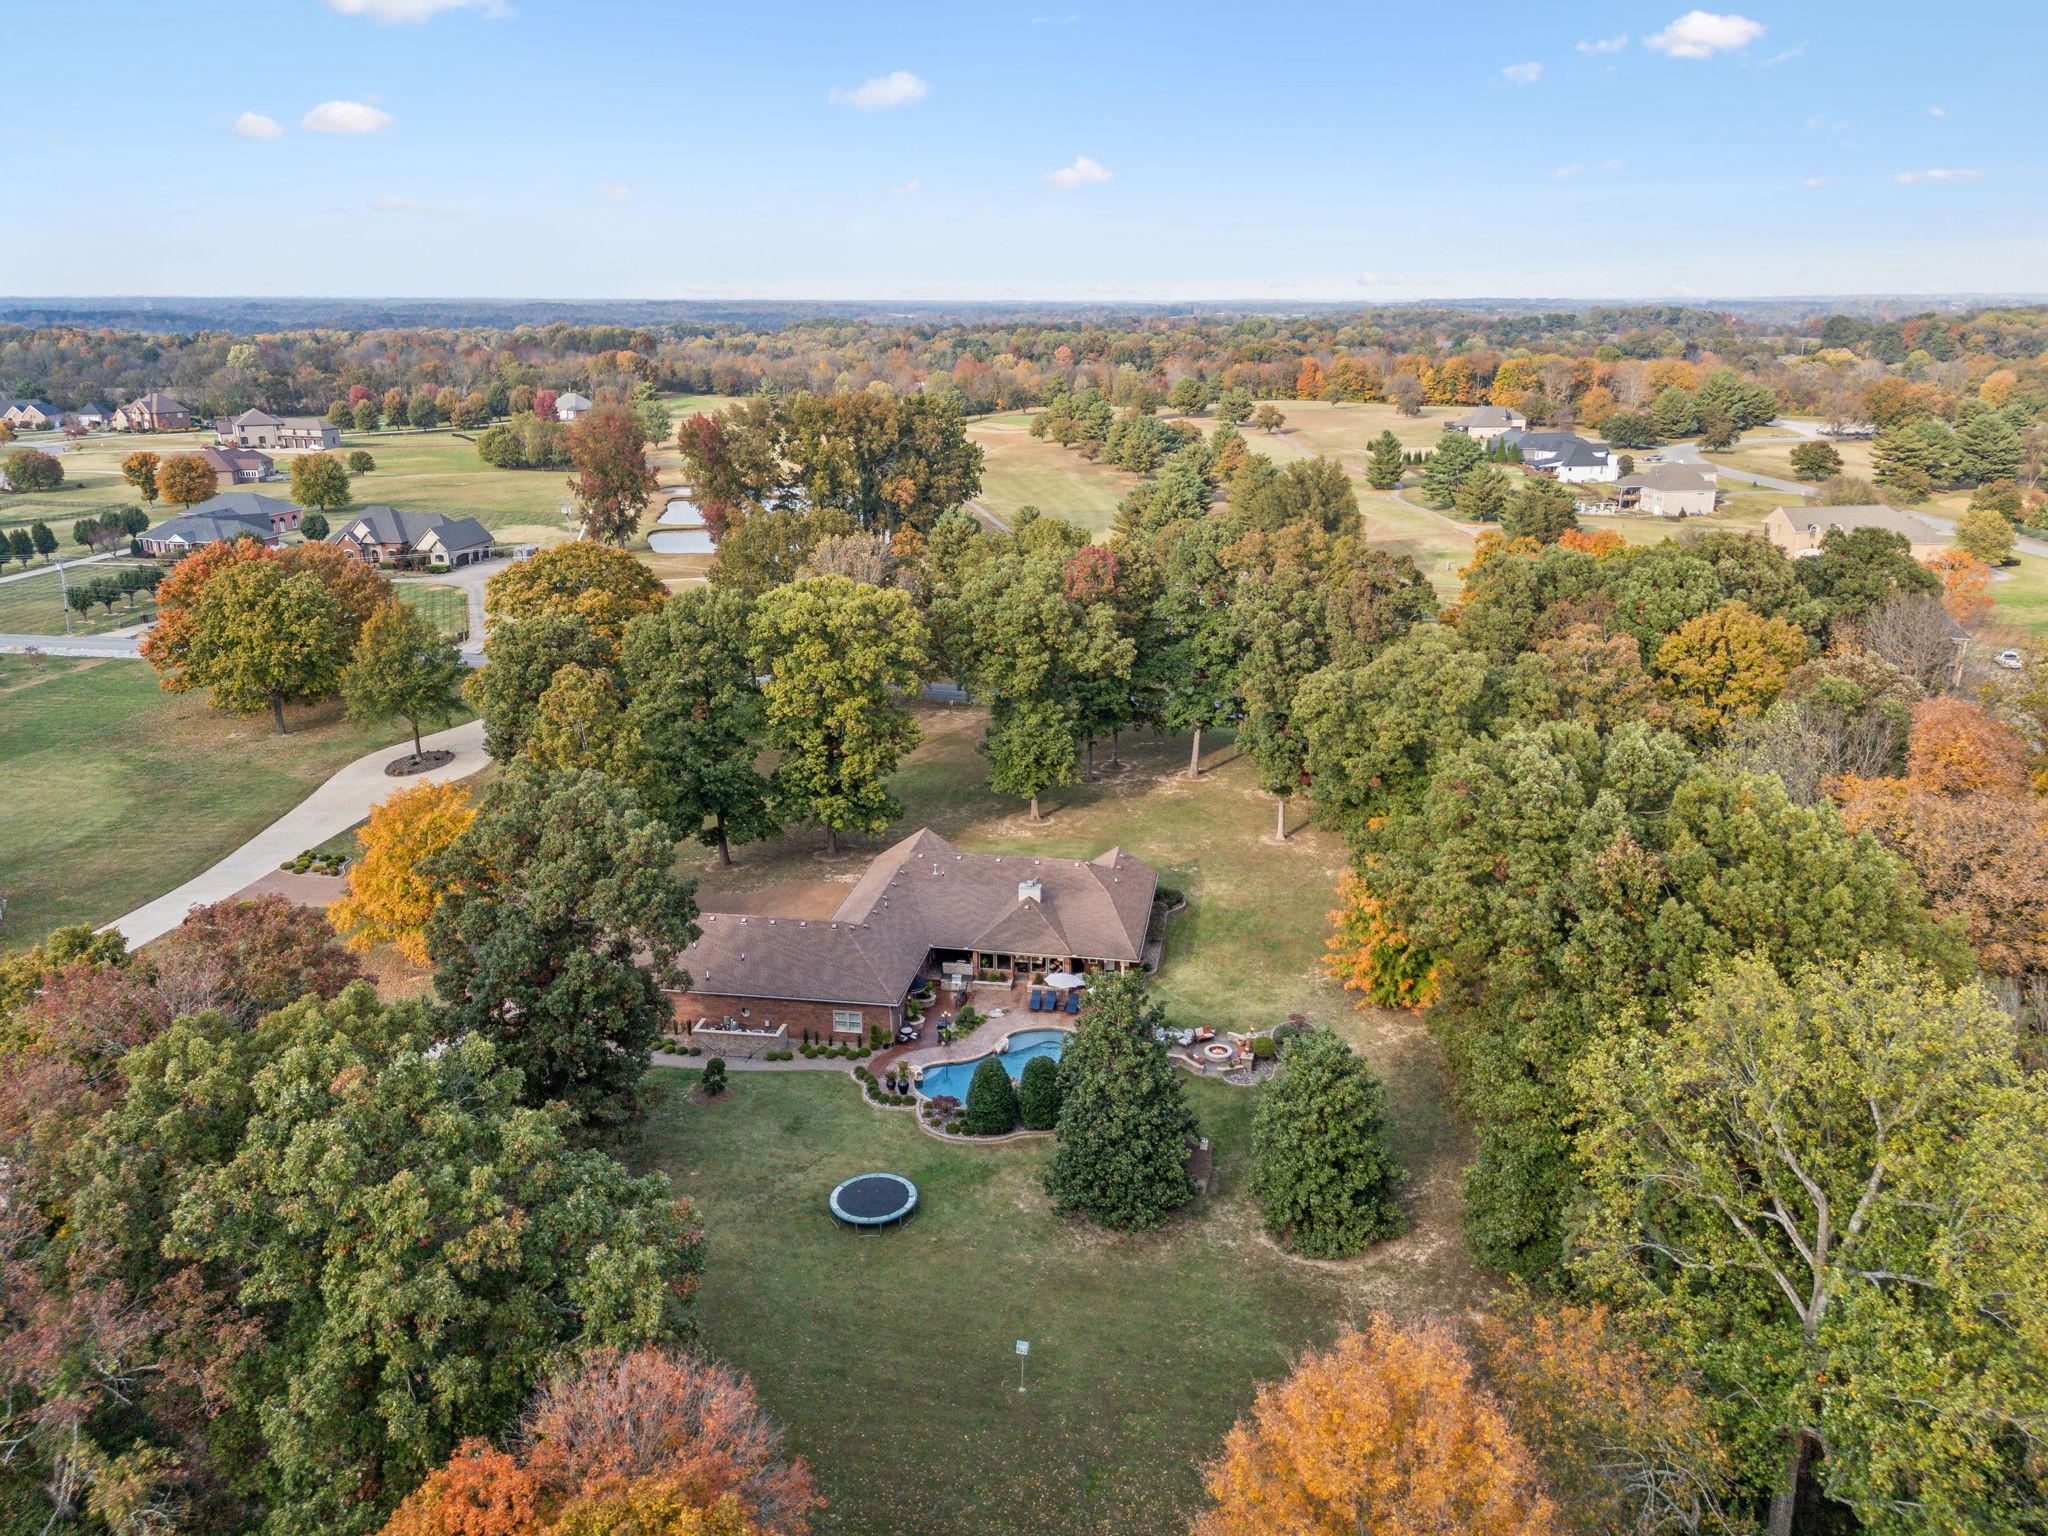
[915,1027,1068,1102]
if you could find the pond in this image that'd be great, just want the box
[916,1027,1069,1102]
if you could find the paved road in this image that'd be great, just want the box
[101,718,488,949]
[0,631,142,658]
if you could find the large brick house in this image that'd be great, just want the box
[669,829,1157,1052]
[137,492,303,555]
[112,393,192,432]
[218,410,341,452]
[327,506,493,567]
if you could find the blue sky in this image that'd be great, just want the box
[1,0,2040,301]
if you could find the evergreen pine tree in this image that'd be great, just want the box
[1044,972,1198,1229]
[1418,430,1483,507]
[1365,430,1405,490]
[1250,1030,1405,1257]
[1018,1053,1063,1129]
[965,1056,1020,1135]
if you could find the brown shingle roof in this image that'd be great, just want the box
[674,829,1158,1008]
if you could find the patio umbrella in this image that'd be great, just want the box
[1043,971,1085,990]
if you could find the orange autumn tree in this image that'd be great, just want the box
[1835,698,2048,982]
[1324,870,1441,1010]
[1296,357,1327,400]
[1195,1314,1559,1536]
[381,1440,540,1536]
[1476,1296,1745,1536]
[1924,549,1992,627]
[1557,526,1625,558]
[328,780,476,963]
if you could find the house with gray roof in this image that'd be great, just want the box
[1764,504,1950,561]
[328,506,493,568]
[1614,462,1717,518]
[553,391,594,422]
[671,828,1158,1046]
[1501,429,1618,484]
[137,491,305,555]
[1447,404,1527,443]
[1,399,62,431]
[219,409,340,452]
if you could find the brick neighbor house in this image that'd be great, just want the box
[111,393,193,432]
[669,828,1157,1054]
[137,491,303,555]
[199,444,276,488]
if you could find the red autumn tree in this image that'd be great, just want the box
[1902,695,2031,794]
[533,389,559,422]
[1195,1315,1559,1536]
[139,535,274,688]
[151,895,365,1026]
[520,1349,818,1536]
[565,408,659,544]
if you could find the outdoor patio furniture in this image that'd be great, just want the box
[1065,992,1079,1014]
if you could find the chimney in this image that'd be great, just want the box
[1018,879,1043,904]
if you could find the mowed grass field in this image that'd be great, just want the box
[633,701,1478,1536]
[966,413,1146,534]
[0,559,161,636]
[0,655,447,949]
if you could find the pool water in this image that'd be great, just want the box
[916,1028,1068,1101]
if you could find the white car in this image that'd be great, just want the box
[1995,649,2025,670]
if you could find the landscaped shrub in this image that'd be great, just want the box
[1018,1054,1062,1130]
[1252,1036,1277,1061]
[1156,885,1185,908]
[701,1058,728,1097]
[964,1057,1020,1135]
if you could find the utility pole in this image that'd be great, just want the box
[54,553,72,635]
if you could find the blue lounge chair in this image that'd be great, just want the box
[1065,991,1080,1014]
[1028,990,1043,1011]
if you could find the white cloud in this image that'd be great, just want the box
[1577,33,1628,54]
[1551,163,1583,178]
[1645,11,1766,58]
[887,178,922,197]
[232,111,284,140]
[1751,44,1805,66]
[372,195,445,213]
[1803,112,1846,132]
[1601,157,1625,170]
[1502,61,1543,84]
[1802,176,1829,187]
[302,100,393,134]
[829,71,929,111]
[322,0,510,20]
[1042,155,1111,191]
[1896,167,1979,182]
[1928,105,1946,117]
[595,183,633,200]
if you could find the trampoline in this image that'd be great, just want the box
[829,1172,919,1231]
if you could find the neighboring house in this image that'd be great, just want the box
[1447,404,1527,443]
[327,506,494,568]
[669,828,1157,1049]
[553,391,594,422]
[63,404,109,430]
[1764,504,1951,561]
[1614,463,1717,518]
[111,393,193,432]
[1501,429,1618,484]
[1,399,62,431]
[198,444,276,488]
[137,492,304,556]
[218,409,341,451]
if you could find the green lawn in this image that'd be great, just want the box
[0,560,160,636]
[967,415,1145,534]
[632,1068,1354,1536]
[0,656,444,950]
[631,701,1479,1536]
[390,580,470,640]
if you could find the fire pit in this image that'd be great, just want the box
[1199,1041,1236,1065]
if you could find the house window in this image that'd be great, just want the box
[832,1010,862,1032]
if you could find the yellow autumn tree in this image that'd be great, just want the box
[1195,1315,1559,1536]
[1296,357,1327,400]
[328,780,476,963]
[1652,600,1809,743]
[1324,870,1440,1010]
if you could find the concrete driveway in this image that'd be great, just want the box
[102,717,487,949]
[1664,442,1815,499]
